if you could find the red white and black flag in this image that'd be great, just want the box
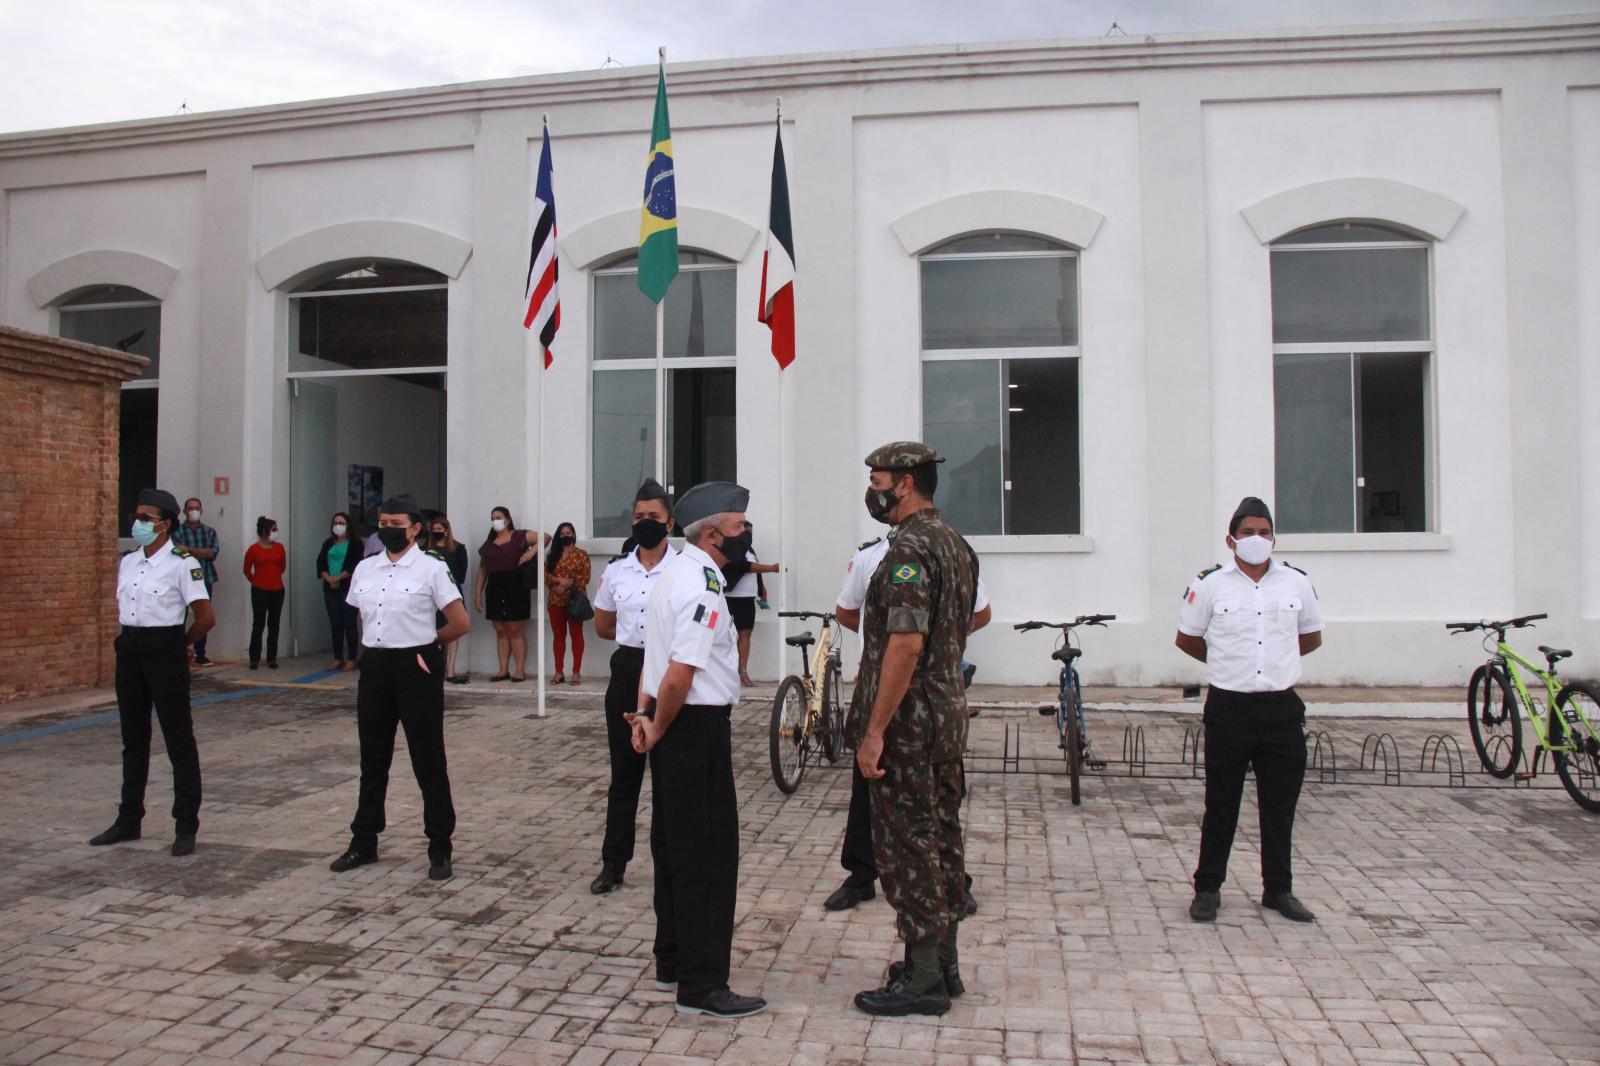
[758,116,795,370]
[523,122,560,367]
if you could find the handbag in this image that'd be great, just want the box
[565,585,595,622]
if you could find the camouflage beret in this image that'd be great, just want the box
[864,441,943,470]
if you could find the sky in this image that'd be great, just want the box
[1,0,1597,135]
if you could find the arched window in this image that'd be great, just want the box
[57,284,161,520]
[1270,223,1431,533]
[919,232,1081,536]
[590,251,737,537]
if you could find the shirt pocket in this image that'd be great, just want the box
[1275,596,1304,634]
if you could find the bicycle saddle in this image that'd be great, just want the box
[1538,645,1573,664]
[785,632,816,648]
[1052,647,1083,662]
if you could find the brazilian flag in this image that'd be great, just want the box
[638,62,679,304]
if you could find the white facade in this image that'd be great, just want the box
[2,17,1597,686]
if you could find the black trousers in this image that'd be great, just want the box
[650,704,738,998]
[1194,687,1307,896]
[350,644,456,862]
[249,586,285,664]
[840,762,878,886]
[114,625,202,835]
[601,646,649,870]
[324,587,359,661]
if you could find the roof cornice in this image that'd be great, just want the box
[1,15,1597,158]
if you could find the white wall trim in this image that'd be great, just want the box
[1241,177,1467,243]
[255,220,473,290]
[1275,532,1454,552]
[890,191,1106,254]
[561,206,759,269]
[28,249,179,306]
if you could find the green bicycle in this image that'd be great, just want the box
[1445,613,1600,811]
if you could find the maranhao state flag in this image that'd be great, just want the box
[523,123,560,367]
[638,61,679,304]
[758,117,795,370]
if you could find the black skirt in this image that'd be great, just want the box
[485,569,532,622]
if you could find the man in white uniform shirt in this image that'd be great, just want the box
[587,478,677,895]
[91,488,215,857]
[625,481,766,1020]
[330,495,471,882]
[1176,496,1323,924]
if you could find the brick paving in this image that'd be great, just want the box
[0,666,1597,1065]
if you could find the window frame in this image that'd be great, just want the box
[915,236,1085,538]
[285,267,450,380]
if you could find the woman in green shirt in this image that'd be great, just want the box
[317,511,362,670]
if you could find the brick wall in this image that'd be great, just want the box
[0,326,146,703]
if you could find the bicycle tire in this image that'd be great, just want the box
[1553,680,1600,812]
[1467,662,1521,778]
[1062,677,1083,806]
[820,657,845,763]
[769,675,808,794]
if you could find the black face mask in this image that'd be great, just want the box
[377,526,412,553]
[716,528,752,566]
[632,519,670,549]
[555,534,575,547]
[865,484,899,524]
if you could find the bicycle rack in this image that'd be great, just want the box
[1002,722,1021,774]
[1121,724,1147,777]
[1420,734,1467,788]
[1513,746,1545,787]
[1307,730,1338,784]
[1180,726,1204,778]
[1487,734,1521,780]
[1359,733,1402,786]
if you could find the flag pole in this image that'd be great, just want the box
[536,113,549,719]
[773,96,787,684]
[654,49,667,496]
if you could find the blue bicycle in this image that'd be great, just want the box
[1015,614,1114,805]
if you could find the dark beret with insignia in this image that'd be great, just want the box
[380,495,423,524]
[635,478,670,505]
[1229,496,1273,535]
[137,488,181,518]
[864,441,943,471]
[674,481,749,528]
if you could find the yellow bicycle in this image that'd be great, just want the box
[769,610,846,793]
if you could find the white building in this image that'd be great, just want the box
[3,16,1597,686]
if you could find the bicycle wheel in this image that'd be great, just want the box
[1467,662,1521,778]
[1553,681,1600,812]
[769,676,808,794]
[819,657,845,763]
[1060,676,1083,806]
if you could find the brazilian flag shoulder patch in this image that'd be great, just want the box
[890,562,922,584]
[703,567,723,594]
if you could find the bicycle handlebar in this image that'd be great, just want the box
[1444,612,1547,634]
[1013,614,1117,632]
[779,610,835,621]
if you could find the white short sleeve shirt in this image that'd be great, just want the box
[117,544,211,627]
[641,542,740,706]
[594,544,678,649]
[1178,559,1323,692]
[346,543,463,649]
[838,535,989,615]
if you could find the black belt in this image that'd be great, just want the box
[120,624,185,634]
[360,643,439,656]
[681,703,732,719]
[613,645,645,660]
[1209,686,1298,702]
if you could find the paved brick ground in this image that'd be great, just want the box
[1,666,1597,1065]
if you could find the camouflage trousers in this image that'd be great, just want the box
[868,757,965,946]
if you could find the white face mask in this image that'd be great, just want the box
[490,518,507,533]
[186,509,201,522]
[332,523,347,536]
[1233,534,1273,566]
[268,530,281,543]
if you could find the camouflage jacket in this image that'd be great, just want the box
[846,507,979,764]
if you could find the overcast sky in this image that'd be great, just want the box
[1,0,1596,135]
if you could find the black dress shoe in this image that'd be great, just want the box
[1189,890,1220,922]
[885,960,966,998]
[675,987,767,1018]
[171,834,196,857]
[590,865,624,895]
[88,824,140,847]
[428,860,453,881]
[964,888,979,916]
[329,848,378,872]
[824,880,875,911]
[854,975,952,1016]
[1261,892,1315,922]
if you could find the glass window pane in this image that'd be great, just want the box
[1270,246,1429,343]
[592,370,656,537]
[291,288,447,371]
[1274,353,1355,533]
[119,387,159,522]
[61,285,155,306]
[593,272,659,360]
[59,304,161,379]
[664,268,736,359]
[1357,353,1427,532]
[293,261,446,292]
[1276,223,1417,245]
[921,256,1078,349]
[923,360,1003,535]
[928,233,1067,255]
[665,367,737,501]
[1004,358,1080,535]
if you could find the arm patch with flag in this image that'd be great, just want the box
[523,124,560,367]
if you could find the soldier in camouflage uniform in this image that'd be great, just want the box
[848,441,979,1017]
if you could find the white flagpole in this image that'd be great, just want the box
[773,98,787,683]
[536,114,549,719]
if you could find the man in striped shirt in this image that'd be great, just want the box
[171,498,221,666]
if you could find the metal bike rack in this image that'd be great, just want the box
[1180,726,1204,778]
[1002,722,1021,773]
[1307,730,1338,784]
[1359,733,1402,786]
[1420,734,1467,788]
[1121,724,1147,777]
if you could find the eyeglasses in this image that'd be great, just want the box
[130,512,164,524]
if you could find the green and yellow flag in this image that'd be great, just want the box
[638,59,679,303]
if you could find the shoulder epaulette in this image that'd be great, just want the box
[424,549,448,563]
[171,545,193,558]
[1283,561,1309,576]
[1196,563,1222,580]
[857,537,882,551]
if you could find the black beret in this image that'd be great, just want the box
[1229,496,1273,534]
[137,488,180,517]
[379,496,423,523]
[635,478,669,505]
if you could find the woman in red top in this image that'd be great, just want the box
[243,515,287,669]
